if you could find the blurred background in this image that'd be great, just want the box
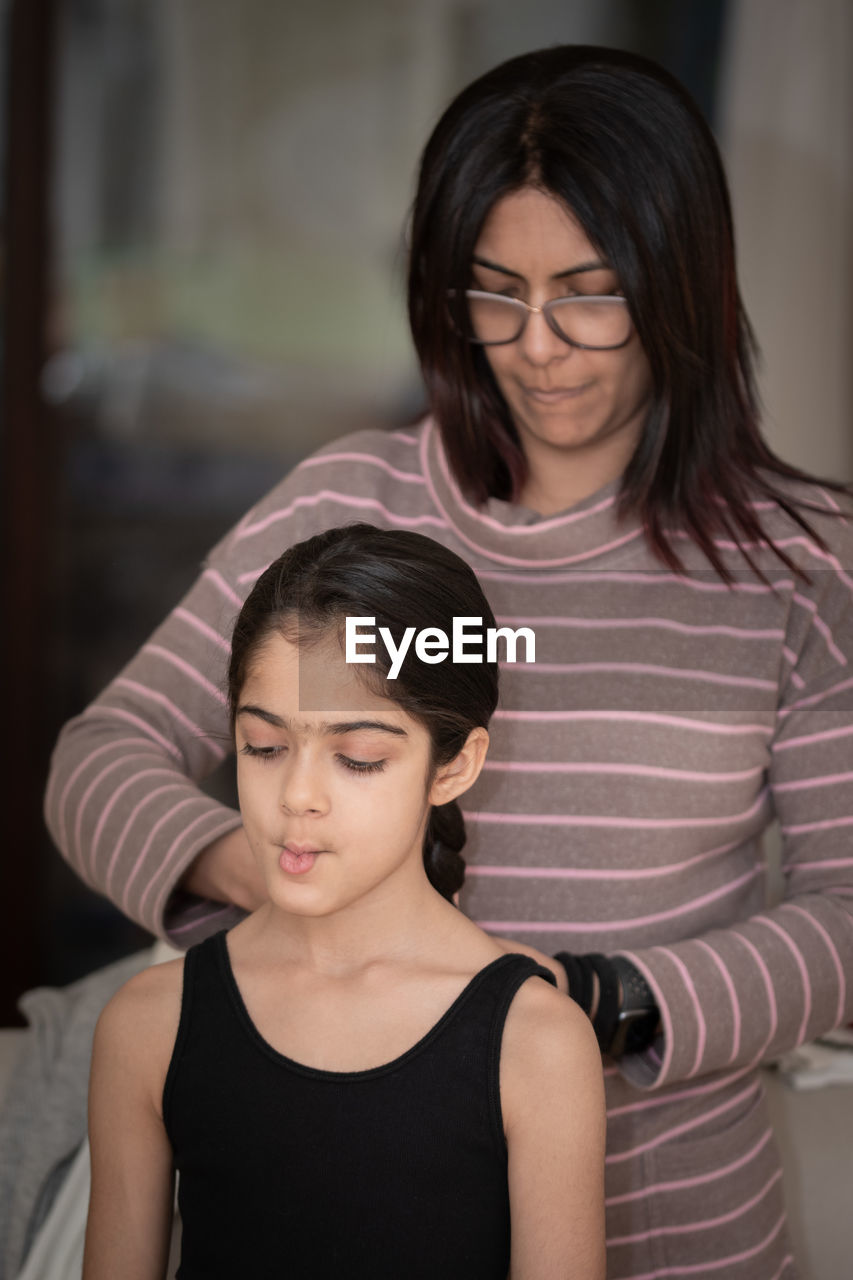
[1,0,851,1012]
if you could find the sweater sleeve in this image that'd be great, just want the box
[43,464,330,947]
[616,529,853,1089]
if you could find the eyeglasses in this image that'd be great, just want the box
[456,289,632,350]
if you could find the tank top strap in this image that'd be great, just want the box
[480,953,558,1066]
[162,930,230,1132]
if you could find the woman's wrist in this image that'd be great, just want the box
[179,827,267,912]
[554,952,658,1057]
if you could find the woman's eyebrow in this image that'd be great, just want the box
[472,253,608,279]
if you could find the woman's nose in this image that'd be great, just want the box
[278,756,327,816]
[519,308,572,365]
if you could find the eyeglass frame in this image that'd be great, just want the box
[453,288,633,351]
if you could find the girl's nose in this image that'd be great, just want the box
[278,756,327,816]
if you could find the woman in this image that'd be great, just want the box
[47,45,853,1278]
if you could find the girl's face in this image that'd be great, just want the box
[235,632,443,919]
[471,185,653,510]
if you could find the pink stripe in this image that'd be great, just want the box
[429,418,617,534]
[143,644,227,704]
[757,918,812,1044]
[104,783,189,893]
[775,723,853,752]
[297,450,426,484]
[618,1211,786,1278]
[781,647,806,689]
[780,903,846,1025]
[235,489,447,542]
[606,1065,752,1118]
[732,931,778,1055]
[95,707,184,759]
[167,903,236,936]
[605,1126,773,1205]
[52,736,152,852]
[483,759,762,784]
[90,767,177,880]
[792,856,853,871]
[694,939,741,1065]
[476,866,761,933]
[121,797,209,915]
[494,708,772,735]
[514,660,775,691]
[778,673,853,718]
[174,607,231,654]
[652,947,707,1077]
[782,814,853,835]
[814,485,844,514]
[468,837,741,882]
[72,753,154,870]
[201,567,242,608]
[605,1080,761,1164]
[695,531,853,589]
[465,790,768,830]
[791,592,847,665]
[608,1168,783,1246]
[480,567,794,596]
[148,811,237,923]
[114,679,227,760]
[774,769,853,793]
[498,613,785,641]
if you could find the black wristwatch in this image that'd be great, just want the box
[608,956,659,1058]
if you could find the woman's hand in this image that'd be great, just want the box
[178,827,267,912]
[489,935,569,994]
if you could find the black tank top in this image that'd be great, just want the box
[163,931,555,1279]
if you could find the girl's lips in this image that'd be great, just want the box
[279,845,321,875]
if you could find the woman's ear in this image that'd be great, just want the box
[428,727,489,807]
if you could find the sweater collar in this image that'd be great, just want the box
[419,418,645,568]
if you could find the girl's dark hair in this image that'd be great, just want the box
[228,523,499,902]
[408,44,848,581]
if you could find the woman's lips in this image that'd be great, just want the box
[522,383,590,404]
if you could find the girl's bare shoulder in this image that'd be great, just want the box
[92,957,185,1094]
[501,974,603,1106]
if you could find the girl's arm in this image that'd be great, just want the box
[501,978,607,1280]
[83,963,182,1280]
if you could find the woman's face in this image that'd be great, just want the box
[471,186,653,512]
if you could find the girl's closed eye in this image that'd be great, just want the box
[240,742,286,763]
[337,755,387,775]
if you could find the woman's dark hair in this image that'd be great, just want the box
[228,523,499,902]
[408,44,848,580]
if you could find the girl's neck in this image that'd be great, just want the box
[242,871,463,978]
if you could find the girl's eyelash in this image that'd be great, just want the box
[338,756,387,775]
[239,743,386,775]
[240,743,284,763]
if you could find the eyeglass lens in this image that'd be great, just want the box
[465,292,630,348]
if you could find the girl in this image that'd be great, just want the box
[82,523,606,1280]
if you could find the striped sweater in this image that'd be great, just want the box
[46,418,853,1279]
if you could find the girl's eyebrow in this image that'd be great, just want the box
[236,705,407,738]
[471,253,608,280]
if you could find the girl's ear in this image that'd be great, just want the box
[428,727,489,807]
